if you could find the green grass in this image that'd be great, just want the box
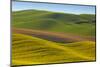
[12,33,95,66]
[12,9,96,36]
[12,9,96,66]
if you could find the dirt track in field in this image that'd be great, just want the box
[12,28,95,43]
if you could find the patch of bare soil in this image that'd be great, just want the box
[12,28,95,43]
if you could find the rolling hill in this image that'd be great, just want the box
[12,9,96,66]
[12,9,96,36]
[12,33,95,66]
[13,28,95,43]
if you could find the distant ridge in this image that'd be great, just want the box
[12,9,95,36]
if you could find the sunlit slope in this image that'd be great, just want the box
[12,34,95,66]
[61,41,95,57]
[12,10,95,36]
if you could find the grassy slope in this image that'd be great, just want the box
[12,10,95,36]
[12,34,95,66]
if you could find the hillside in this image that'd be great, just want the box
[13,28,95,43]
[12,10,96,36]
[12,9,96,66]
[12,34,95,66]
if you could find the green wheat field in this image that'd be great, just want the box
[12,9,96,66]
